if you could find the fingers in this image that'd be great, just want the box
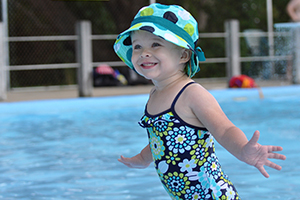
[119,155,127,161]
[118,155,125,163]
[249,130,260,145]
[265,160,282,171]
[268,152,286,161]
[254,140,286,178]
[118,155,131,164]
[257,165,270,178]
[267,146,286,161]
[265,146,286,172]
[268,145,283,152]
[256,155,285,178]
[118,155,132,167]
[256,159,284,178]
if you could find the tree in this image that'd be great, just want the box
[7,0,292,86]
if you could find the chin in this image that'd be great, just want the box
[134,69,152,80]
[141,74,154,80]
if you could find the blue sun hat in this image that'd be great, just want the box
[113,3,205,77]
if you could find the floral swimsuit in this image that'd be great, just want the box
[139,82,240,200]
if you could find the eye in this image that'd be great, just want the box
[152,42,161,47]
[133,44,142,50]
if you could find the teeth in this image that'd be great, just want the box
[142,63,155,66]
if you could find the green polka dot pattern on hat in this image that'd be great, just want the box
[113,3,205,77]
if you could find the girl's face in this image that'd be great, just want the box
[131,30,187,81]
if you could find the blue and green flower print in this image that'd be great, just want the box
[139,110,240,200]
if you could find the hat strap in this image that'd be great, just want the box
[195,47,206,62]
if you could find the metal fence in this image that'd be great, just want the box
[1,0,149,91]
[1,19,299,100]
[0,1,300,100]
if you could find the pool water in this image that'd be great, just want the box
[0,86,299,200]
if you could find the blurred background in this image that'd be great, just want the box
[0,0,296,90]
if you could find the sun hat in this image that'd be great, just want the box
[113,3,206,77]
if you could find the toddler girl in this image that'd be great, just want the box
[114,3,286,199]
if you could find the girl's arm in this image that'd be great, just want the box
[118,144,153,169]
[187,84,286,177]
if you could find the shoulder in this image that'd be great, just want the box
[183,82,219,109]
[184,83,215,100]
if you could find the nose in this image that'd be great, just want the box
[140,49,151,58]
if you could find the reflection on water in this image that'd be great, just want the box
[0,86,299,199]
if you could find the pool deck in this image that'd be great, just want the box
[1,79,293,103]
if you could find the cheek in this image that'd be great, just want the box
[131,50,139,63]
[131,57,140,72]
[130,55,144,76]
[131,52,137,65]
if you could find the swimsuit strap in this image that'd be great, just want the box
[171,82,196,108]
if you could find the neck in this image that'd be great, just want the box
[152,73,189,91]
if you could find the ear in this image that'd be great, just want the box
[180,49,192,64]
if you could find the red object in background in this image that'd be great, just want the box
[95,64,116,76]
[229,75,257,88]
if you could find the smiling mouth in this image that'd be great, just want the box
[141,62,157,69]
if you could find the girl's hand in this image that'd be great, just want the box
[118,145,153,169]
[241,130,286,178]
[118,154,151,169]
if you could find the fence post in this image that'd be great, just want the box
[292,27,300,84]
[225,20,241,80]
[76,21,93,97]
[0,23,6,100]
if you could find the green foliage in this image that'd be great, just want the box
[64,1,117,34]
[156,0,291,78]
[8,0,293,87]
